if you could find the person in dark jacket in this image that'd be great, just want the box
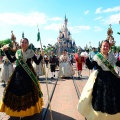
[49,51,57,79]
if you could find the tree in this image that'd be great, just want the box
[28,43,35,51]
[111,46,116,53]
[116,46,120,52]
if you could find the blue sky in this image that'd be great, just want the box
[0,0,120,49]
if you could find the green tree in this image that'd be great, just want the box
[116,46,120,52]
[28,43,35,51]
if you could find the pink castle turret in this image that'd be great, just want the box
[55,15,75,54]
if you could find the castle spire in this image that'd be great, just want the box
[64,14,68,24]
[64,14,68,38]
[65,14,66,20]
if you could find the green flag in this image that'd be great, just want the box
[117,32,120,35]
[37,29,41,41]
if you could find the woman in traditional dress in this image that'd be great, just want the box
[59,49,75,78]
[0,38,43,118]
[32,49,44,78]
[1,56,14,86]
[77,40,120,120]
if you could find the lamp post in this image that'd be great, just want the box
[89,42,91,47]
[89,42,92,52]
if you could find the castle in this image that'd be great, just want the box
[54,15,77,54]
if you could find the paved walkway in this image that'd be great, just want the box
[0,64,59,120]
[0,64,89,120]
[45,66,89,120]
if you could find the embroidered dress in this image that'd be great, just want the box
[59,54,75,77]
[0,49,43,117]
[1,56,14,83]
[77,52,120,120]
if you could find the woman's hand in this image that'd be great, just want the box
[0,44,9,51]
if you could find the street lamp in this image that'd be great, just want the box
[89,42,91,47]
[89,42,92,52]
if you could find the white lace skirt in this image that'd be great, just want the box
[32,62,45,76]
[59,62,75,77]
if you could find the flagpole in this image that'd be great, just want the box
[37,26,53,120]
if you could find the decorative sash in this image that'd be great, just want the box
[16,49,43,97]
[97,52,119,78]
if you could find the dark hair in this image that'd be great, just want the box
[100,40,110,48]
[63,49,67,52]
[20,38,29,44]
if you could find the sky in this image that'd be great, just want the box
[0,0,120,49]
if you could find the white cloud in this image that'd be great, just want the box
[95,7,102,14]
[49,17,62,21]
[84,10,90,14]
[69,25,91,33]
[103,13,120,24]
[76,26,91,30]
[94,16,102,20]
[0,12,47,26]
[94,26,102,32]
[44,23,60,31]
[95,6,120,14]
[103,6,120,13]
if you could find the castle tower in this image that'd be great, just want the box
[54,15,76,54]
[64,15,68,38]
